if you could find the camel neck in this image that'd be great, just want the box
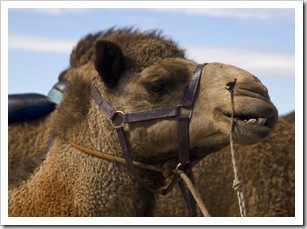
[41,139,162,216]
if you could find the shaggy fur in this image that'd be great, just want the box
[154,116,295,216]
[8,28,279,216]
[8,111,56,189]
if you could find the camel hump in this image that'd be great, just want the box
[8,93,55,123]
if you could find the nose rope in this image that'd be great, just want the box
[226,78,247,217]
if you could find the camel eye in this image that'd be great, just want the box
[150,83,165,93]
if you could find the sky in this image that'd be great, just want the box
[6,2,298,116]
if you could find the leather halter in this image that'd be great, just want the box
[90,64,207,216]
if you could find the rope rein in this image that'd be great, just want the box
[226,79,247,217]
[67,139,164,173]
[66,139,211,217]
[176,170,210,217]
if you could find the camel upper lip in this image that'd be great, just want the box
[236,87,270,103]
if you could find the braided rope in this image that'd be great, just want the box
[226,79,247,217]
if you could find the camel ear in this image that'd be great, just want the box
[94,40,125,87]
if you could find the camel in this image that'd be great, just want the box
[8,28,278,216]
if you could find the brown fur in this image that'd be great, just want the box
[8,28,279,216]
[8,111,56,189]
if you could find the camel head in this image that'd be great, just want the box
[56,29,278,163]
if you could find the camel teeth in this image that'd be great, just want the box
[246,119,257,124]
[245,118,267,125]
[258,118,267,126]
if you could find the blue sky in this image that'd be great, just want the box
[1,2,305,225]
[6,3,298,115]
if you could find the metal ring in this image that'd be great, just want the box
[175,163,182,174]
[111,111,125,128]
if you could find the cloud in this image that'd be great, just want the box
[184,45,295,78]
[8,34,294,79]
[8,34,77,54]
[153,8,294,23]
[12,7,294,22]
[12,8,92,16]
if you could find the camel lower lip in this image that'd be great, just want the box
[232,119,272,144]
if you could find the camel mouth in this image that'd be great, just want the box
[222,101,278,127]
[220,102,278,144]
[225,109,278,127]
